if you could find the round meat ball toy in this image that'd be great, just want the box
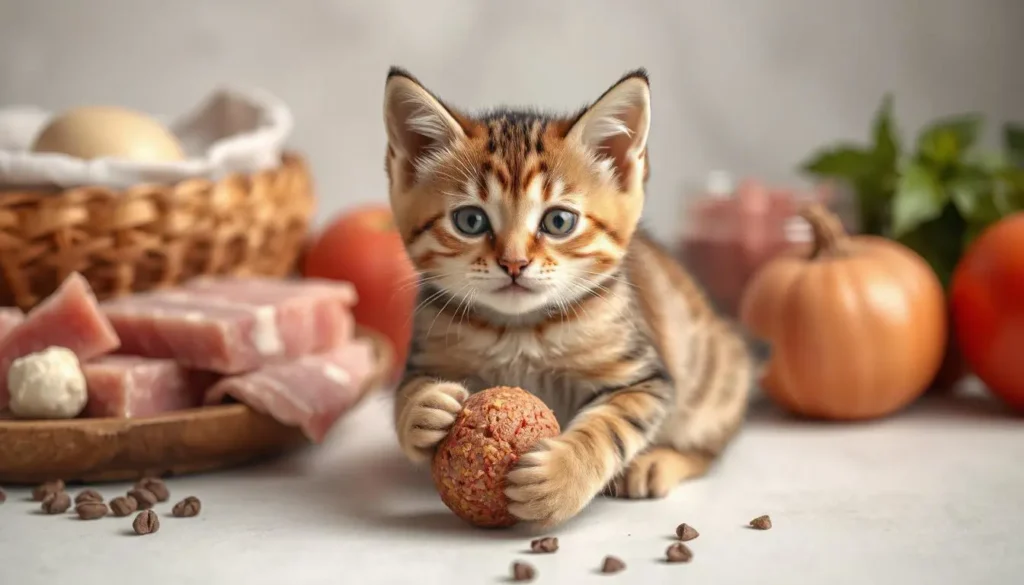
[431,386,560,528]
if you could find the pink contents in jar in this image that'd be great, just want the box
[677,173,845,317]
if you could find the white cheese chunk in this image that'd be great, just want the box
[8,346,88,419]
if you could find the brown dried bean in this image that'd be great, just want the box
[749,515,772,530]
[675,523,699,541]
[32,480,64,501]
[132,510,159,535]
[666,542,693,563]
[600,556,625,574]
[75,501,109,520]
[74,489,103,504]
[171,496,201,518]
[41,492,71,514]
[511,561,536,581]
[134,477,169,502]
[109,496,138,517]
[529,536,558,553]
[126,488,157,510]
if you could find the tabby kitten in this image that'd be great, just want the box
[383,67,765,528]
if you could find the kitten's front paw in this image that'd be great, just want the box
[397,382,468,464]
[504,439,596,527]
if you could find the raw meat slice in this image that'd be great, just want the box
[83,356,220,418]
[0,273,121,410]
[102,278,355,374]
[0,307,24,339]
[185,276,357,308]
[180,276,357,352]
[203,338,377,443]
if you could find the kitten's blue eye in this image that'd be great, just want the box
[451,206,491,236]
[540,208,578,237]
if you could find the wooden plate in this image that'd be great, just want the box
[0,328,393,485]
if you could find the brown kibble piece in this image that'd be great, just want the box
[32,480,65,501]
[127,488,157,510]
[171,496,202,518]
[135,477,169,502]
[132,510,159,535]
[511,561,536,581]
[750,515,772,530]
[75,489,103,504]
[76,501,109,520]
[675,523,699,541]
[601,556,626,574]
[41,491,71,514]
[666,542,693,563]
[529,536,559,553]
[109,496,138,517]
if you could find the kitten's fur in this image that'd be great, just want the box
[384,67,765,528]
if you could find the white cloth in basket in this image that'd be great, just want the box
[0,86,293,190]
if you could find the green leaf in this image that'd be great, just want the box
[916,114,984,167]
[897,205,967,289]
[947,167,995,222]
[1007,123,1024,166]
[800,145,877,179]
[871,94,900,167]
[891,161,948,236]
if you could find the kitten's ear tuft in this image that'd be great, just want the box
[566,70,651,189]
[383,69,466,174]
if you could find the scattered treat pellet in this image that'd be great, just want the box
[0,488,6,504]
[600,555,626,574]
[749,515,772,530]
[32,480,65,501]
[75,501,109,520]
[135,477,169,502]
[666,542,693,563]
[529,536,558,553]
[74,489,103,504]
[511,561,536,582]
[132,510,159,535]
[127,488,157,510]
[41,492,71,514]
[675,523,699,541]
[109,496,138,517]
[171,496,201,518]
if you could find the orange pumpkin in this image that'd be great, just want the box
[739,204,947,420]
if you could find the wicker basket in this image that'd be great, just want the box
[0,151,315,310]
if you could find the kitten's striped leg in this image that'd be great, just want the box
[504,375,671,527]
[394,375,469,464]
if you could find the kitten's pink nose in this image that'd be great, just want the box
[498,257,531,277]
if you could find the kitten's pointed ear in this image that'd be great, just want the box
[384,68,466,174]
[565,70,651,188]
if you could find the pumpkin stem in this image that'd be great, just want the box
[800,203,848,256]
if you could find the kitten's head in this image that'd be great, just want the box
[383,68,651,318]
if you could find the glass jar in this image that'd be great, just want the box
[675,171,855,318]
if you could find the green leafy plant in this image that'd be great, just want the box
[799,96,1024,287]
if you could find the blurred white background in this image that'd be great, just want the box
[1,0,1021,238]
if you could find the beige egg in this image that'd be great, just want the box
[31,106,185,162]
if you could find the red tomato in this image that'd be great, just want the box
[950,212,1024,412]
[303,205,416,380]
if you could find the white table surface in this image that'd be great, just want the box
[1,385,1022,585]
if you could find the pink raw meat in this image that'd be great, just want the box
[102,277,355,374]
[0,272,121,410]
[203,338,377,443]
[0,307,24,339]
[83,356,220,418]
